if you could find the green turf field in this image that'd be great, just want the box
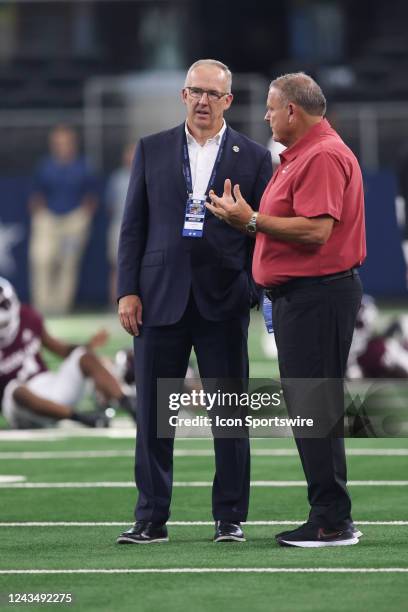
[0,311,407,611]
[0,435,407,611]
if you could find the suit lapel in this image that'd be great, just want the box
[169,123,188,204]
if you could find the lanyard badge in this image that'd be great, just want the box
[182,197,206,237]
[181,131,227,238]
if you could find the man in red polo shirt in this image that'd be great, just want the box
[207,72,366,548]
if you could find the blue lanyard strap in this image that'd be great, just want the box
[182,129,227,198]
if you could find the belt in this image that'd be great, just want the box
[265,268,358,300]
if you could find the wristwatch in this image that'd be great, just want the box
[245,212,258,234]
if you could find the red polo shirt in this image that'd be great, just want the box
[252,119,366,286]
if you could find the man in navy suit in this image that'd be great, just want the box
[116,59,272,544]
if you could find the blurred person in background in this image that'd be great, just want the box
[395,144,408,288]
[106,143,135,306]
[0,277,134,429]
[28,124,98,315]
[116,59,272,545]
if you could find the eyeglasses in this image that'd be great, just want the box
[185,87,230,102]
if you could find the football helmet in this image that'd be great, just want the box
[0,277,20,347]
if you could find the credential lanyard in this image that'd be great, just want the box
[182,130,227,198]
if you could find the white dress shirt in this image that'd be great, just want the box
[185,120,227,199]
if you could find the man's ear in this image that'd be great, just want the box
[288,103,295,122]
[224,93,234,111]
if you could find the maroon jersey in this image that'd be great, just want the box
[0,304,48,401]
[358,337,408,378]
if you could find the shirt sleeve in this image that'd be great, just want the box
[292,150,348,221]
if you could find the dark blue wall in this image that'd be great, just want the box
[358,170,407,297]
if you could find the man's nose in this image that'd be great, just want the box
[264,111,270,121]
[198,91,210,103]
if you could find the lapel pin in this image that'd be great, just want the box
[232,145,240,153]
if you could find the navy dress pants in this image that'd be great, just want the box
[133,293,250,524]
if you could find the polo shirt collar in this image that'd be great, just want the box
[280,118,333,163]
[185,120,226,146]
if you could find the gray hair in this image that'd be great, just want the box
[185,59,232,93]
[269,72,326,116]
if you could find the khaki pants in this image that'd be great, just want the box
[30,207,91,314]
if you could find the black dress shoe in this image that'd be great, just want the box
[116,521,168,544]
[214,521,245,542]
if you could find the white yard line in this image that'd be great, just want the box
[1,448,408,459]
[2,427,408,443]
[1,480,408,488]
[0,521,406,527]
[0,450,136,459]
[251,448,408,457]
[0,568,407,575]
[0,427,136,441]
[345,449,408,456]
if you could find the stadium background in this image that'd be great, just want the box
[0,1,407,611]
[1,0,408,302]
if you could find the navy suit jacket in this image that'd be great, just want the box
[117,123,272,326]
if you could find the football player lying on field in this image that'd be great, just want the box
[347,294,408,379]
[0,277,135,429]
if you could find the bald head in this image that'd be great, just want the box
[185,59,232,93]
[269,73,326,117]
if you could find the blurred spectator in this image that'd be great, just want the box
[28,124,98,314]
[395,144,408,288]
[106,143,134,305]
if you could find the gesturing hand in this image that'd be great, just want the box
[206,179,254,230]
